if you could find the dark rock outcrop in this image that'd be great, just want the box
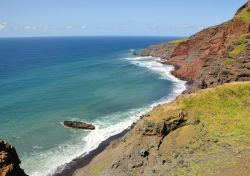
[0,140,27,176]
[63,120,95,130]
[143,111,188,137]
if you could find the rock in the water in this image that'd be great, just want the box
[63,121,95,130]
[0,139,27,176]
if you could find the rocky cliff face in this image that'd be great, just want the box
[72,3,250,176]
[141,2,250,92]
[2,3,250,176]
[73,82,250,176]
[0,140,27,176]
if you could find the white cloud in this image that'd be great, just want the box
[25,26,37,30]
[0,22,8,30]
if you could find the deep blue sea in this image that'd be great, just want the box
[0,36,186,175]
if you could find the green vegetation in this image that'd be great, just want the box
[149,81,250,146]
[237,33,250,43]
[169,38,189,44]
[181,82,250,146]
[236,10,250,23]
[230,33,250,57]
[230,43,246,58]
[148,82,250,175]
[224,57,234,65]
[224,33,250,65]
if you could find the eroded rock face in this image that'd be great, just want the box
[141,2,250,92]
[101,111,189,176]
[143,111,188,137]
[0,140,27,176]
[63,120,95,130]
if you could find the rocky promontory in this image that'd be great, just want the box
[141,2,250,92]
[74,82,250,176]
[1,2,250,176]
[72,2,250,176]
[0,140,27,176]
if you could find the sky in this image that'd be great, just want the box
[0,0,248,37]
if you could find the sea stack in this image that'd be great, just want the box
[63,120,95,130]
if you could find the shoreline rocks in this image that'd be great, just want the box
[0,140,27,176]
[63,120,95,130]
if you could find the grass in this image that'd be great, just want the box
[148,82,250,146]
[237,33,250,43]
[224,33,250,65]
[224,57,234,65]
[180,82,250,145]
[230,43,246,58]
[236,10,250,23]
[230,33,250,57]
[147,82,250,175]
[169,38,189,44]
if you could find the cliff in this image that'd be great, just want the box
[141,1,250,92]
[0,140,27,176]
[74,81,250,176]
[1,2,250,176]
[72,2,250,176]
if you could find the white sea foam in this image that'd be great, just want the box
[23,56,186,176]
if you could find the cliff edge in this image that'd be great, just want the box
[0,140,27,176]
[141,1,250,92]
[74,82,250,176]
[72,2,250,176]
[1,2,250,176]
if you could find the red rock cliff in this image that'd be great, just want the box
[141,2,250,92]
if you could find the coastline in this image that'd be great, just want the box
[61,3,250,174]
[1,2,249,176]
[53,129,129,176]
[54,56,187,176]
[0,37,188,176]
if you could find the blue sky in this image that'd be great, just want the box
[0,0,247,37]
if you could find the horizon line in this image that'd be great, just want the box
[0,35,186,39]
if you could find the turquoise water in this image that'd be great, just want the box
[0,37,185,175]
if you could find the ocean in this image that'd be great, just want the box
[0,36,186,175]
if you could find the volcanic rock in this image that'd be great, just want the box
[63,120,95,130]
[0,140,27,176]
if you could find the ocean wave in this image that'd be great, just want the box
[24,55,186,176]
[125,56,180,81]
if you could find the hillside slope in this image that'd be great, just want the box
[141,2,250,92]
[74,81,250,176]
[1,2,250,176]
[73,2,250,176]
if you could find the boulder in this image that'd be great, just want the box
[63,121,95,130]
